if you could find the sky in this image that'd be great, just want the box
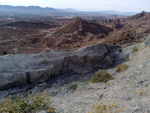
[0,0,149,12]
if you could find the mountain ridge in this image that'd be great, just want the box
[0,4,136,16]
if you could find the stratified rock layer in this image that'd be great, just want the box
[0,43,116,90]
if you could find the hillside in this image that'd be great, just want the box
[1,21,55,29]
[41,17,113,49]
[0,12,150,55]
[54,17,113,35]
[102,11,150,45]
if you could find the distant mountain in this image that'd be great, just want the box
[0,5,57,11]
[59,8,77,12]
[64,8,77,11]
[0,5,135,17]
[100,10,136,16]
[0,5,61,17]
[0,5,58,13]
[100,10,119,13]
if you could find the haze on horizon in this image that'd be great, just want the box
[0,0,149,12]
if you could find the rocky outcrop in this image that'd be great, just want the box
[0,43,116,90]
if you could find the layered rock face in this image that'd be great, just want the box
[0,43,116,90]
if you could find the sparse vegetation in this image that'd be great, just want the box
[136,88,146,96]
[90,70,114,83]
[89,102,124,113]
[80,80,89,86]
[0,91,56,113]
[116,64,128,73]
[125,58,130,62]
[132,47,139,53]
[67,83,78,92]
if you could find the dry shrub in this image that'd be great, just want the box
[0,91,55,113]
[90,70,114,83]
[116,64,128,73]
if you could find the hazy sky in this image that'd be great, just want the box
[0,0,149,12]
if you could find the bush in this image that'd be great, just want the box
[90,102,124,113]
[90,70,114,83]
[0,91,55,113]
[116,64,128,73]
[67,84,78,92]
[132,47,138,53]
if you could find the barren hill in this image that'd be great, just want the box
[102,11,150,45]
[54,17,113,35]
[41,17,113,49]
[130,11,150,20]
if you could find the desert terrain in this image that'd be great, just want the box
[0,11,150,55]
[0,4,150,113]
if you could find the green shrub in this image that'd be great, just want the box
[67,84,78,92]
[116,64,128,73]
[0,91,55,113]
[132,47,138,53]
[90,70,114,83]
